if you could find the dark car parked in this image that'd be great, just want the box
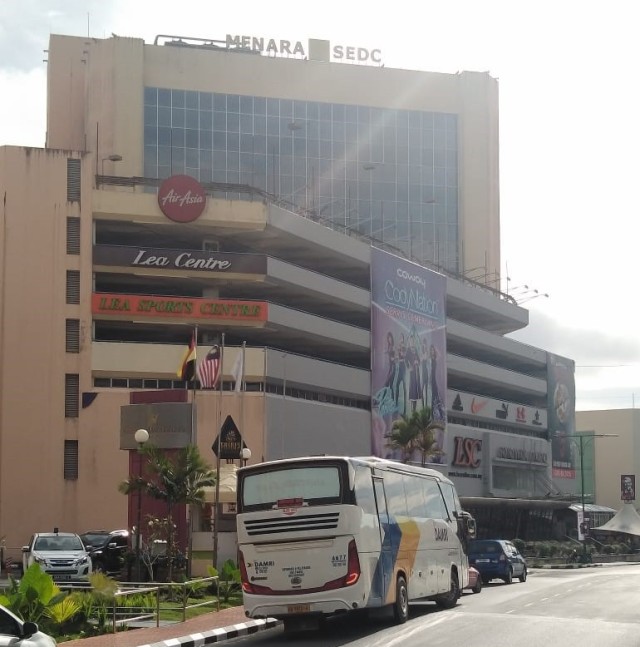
[80,529,130,576]
[467,539,527,584]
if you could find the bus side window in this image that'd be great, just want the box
[439,482,458,521]
[423,477,448,519]
[354,466,380,532]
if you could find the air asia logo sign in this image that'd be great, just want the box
[158,175,206,223]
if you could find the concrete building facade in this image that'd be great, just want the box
[0,33,581,565]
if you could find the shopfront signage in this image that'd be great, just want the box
[157,175,206,223]
[93,245,268,275]
[452,436,482,468]
[226,34,382,65]
[495,446,548,465]
[92,293,268,323]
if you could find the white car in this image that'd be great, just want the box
[22,532,92,582]
[0,603,57,647]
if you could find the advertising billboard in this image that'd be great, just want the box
[370,248,446,464]
[547,353,577,478]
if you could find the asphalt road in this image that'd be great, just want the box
[229,564,640,647]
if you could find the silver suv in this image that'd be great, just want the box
[22,531,92,582]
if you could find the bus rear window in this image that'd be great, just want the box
[241,466,342,511]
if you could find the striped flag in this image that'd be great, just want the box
[198,345,221,389]
[177,332,197,381]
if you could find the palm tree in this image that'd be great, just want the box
[412,406,445,466]
[387,414,418,462]
[387,407,445,465]
[119,444,216,581]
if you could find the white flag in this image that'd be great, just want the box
[231,346,244,392]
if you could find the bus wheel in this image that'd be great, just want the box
[435,570,459,609]
[393,575,409,624]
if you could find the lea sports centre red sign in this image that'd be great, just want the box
[157,175,206,222]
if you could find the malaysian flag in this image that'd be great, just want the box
[198,345,221,389]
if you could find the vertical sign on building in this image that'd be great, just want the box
[370,248,447,464]
[621,474,636,501]
[547,353,577,478]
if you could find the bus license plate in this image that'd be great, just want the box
[288,604,310,614]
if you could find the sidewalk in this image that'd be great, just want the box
[60,606,280,647]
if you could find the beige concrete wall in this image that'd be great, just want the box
[576,409,639,510]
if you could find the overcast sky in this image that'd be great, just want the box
[2,0,639,412]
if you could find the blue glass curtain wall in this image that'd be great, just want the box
[144,87,459,272]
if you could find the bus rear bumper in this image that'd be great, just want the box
[244,589,367,619]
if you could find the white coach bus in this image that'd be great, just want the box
[236,456,476,631]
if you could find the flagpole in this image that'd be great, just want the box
[187,325,197,579]
[212,332,224,570]
[240,341,246,462]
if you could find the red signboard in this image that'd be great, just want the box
[157,175,206,222]
[92,293,268,323]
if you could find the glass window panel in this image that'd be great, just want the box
[185,91,198,110]
[172,90,185,108]
[240,114,253,134]
[172,109,185,128]
[294,138,306,155]
[200,130,212,150]
[158,88,171,107]
[213,112,226,131]
[434,129,446,149]
[213,93,226,111]
[144,105,157,125]
[158,106,171,127]
[227,170,239,183]
[307,103,319,120]
[185,110,199,129]
[185,129,198,149]
[240,153,253,171]
[266,98,279,115]
[319,140,332,158]
[227,151,239,169]
[254,136,267,155]
[144,87,158,106]
[254,96,266,115]
[172,147,185,166]
[294,100,306,119]
[228,113,240,133]
[240,134,254,153]
[213,150,226,169]
[199,110,212,130]
[267,116,279,135]
[280,155,293,175]
[199,92,212,111]
[144,126,157,146]
[280,100,293,117]
[227,133,239,151]
[186,148,199,168]
[158,146,170,166]
[213,131,226,150]
[318,103,331,121]
[213,169,226,182]
[227,94,240,112]
[307,139,319,157]
[434,167,446,186]
[171,129,185,147]
[345,105,357,122]
[240,95,253,114]
[255,115,266,135]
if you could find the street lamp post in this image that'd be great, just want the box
[570,432,617,561]
[241,447,252,467]
[134,428,149,581]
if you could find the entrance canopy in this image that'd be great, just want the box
[593,503,640,537]
[202,464,238,504]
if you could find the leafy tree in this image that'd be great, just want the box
[119,444,216,581]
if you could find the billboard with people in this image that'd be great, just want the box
[370,248,447,465]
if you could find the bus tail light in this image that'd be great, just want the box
[321,539,361,591]
[238,549,274,595]
[344,539,361,586]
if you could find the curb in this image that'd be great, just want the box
[139,618,281,647]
